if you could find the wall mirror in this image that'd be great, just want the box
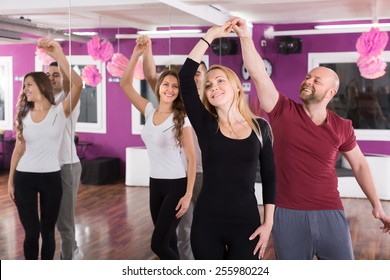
[1,1,234,153]
[35,55,107,133]
[0,56,13,130]
[309,51,390,141]
[0,0,72,143]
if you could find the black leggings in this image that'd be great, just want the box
[14,170,62,260]
[149,177,186,260]
[191,218,260,260]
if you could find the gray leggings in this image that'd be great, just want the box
[272,207,354,260]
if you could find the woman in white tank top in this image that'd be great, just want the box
[7,38,83,260]
[120,38,196,259]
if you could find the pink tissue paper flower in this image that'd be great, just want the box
[107,53,144,80]
[107,53,129,78]
[35,46,55,65]
[357,55,387,79]
[87,35,114,62]
[81,65,102,87]
[356,27,389,58]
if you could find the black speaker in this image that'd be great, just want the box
[278,36,302,54]
[211,38,238,56]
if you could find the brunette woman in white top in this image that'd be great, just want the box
[120,40,196,260]
[7,38,83,260]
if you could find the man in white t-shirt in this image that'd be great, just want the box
[47,62,83,260]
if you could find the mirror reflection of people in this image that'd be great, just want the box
[179,21,276,260]
[376,85,390,128]
[120,39,196,260]
[7,38,83,260]
[358,86,386,129]
[346,79,360,128]
[233,17,390,260]
[139,35,206,260]
[47,61,83,260]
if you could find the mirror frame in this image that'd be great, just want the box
[0,56,13,130]
[308,51,390,141]
[35,55,107,134]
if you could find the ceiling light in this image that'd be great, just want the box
[315,23,390,30]
[72,31,98,36]
[137,29,202,35]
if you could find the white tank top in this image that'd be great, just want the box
[55,91,80,164]
[17,103,67,172]
[141,102,191,179]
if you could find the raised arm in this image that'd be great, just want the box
[119,41,149,115]
[37,38,83,117]
[138,35,158,91]
[188,21,233,63]
[60,66,70,95]
[231,17,279,113]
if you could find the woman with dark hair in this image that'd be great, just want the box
[7,38,83,260]
[119,39,196,260]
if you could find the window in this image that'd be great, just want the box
[308,52,390,141]
[0,57,13,130]
[35,55,107,133]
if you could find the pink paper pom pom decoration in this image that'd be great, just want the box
[356,27,389,58]
[35,46,55,65]
[81,65,102,87]
[87,35,114,62]
[357,55,387,79]
[107,53,144,80]
[107,53,129,78]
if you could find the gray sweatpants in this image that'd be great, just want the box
[177,172,203,260]
[272,207,354,260]
[56,162,82,260]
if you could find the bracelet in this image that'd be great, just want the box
[201,37,211,47]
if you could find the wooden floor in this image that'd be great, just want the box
[0,171,389,260]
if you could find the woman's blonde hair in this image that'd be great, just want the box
[201,65,265,145]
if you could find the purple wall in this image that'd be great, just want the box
[1,23,390,178]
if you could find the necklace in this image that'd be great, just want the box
[218,119,247,136]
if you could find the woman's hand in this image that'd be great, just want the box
[136,35,151,48]
[230,17,251,38]
[37,38,63,60]
[249,223,272,259]
[8,181,15,205]
[132,35,151,57]
[175,193,192,219]
[203,20,235,45]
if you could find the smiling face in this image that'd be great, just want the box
[299,66,339,105]
[22,72,54,104]
[204,68,236,109]
[23,76,42,102]
[46,65,63,94]
[156,72,180,104]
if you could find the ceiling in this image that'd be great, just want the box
[1,0,390,44]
